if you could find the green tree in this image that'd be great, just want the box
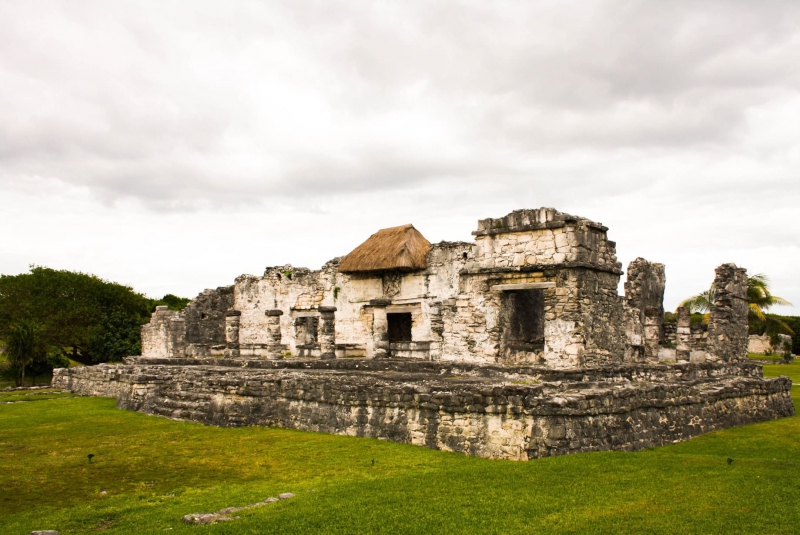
[4,320,47,386]
[0,266,190,365]
[746,274,792,320]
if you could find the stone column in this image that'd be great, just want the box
[676,306,691,362]
[265,309,284,359]
[707,263,749,362]
[318,306,337,359]
[643,307,661,362]
[224,310,241,358]
[370,299,391,359]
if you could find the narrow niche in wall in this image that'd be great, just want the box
[502,289,545,357]
[295,316,319,346]
[387,313,412,343]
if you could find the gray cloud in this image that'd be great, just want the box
[2,1,800,207]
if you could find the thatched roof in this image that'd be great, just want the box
[339,224,431,273]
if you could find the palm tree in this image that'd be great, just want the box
[680,286,716,315]
[746,274,792,320]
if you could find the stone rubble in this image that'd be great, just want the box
[182,493,295,525]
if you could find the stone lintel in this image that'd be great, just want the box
[368,298,393,307]
[461,262,624,276]
[225,310,242,317]
[472,220,567,236]
[492,282,556,292]
[265,309,284,316]
[291,310,320,318]
[386,303,422,313]
[318,306,337,314]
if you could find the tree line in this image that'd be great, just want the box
[0,266,189,386]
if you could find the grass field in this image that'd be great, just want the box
[1,365,798,535]
[748,352,788,362]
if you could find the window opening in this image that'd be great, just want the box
[503,289,545,351]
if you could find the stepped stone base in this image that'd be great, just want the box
[53,359,794,461]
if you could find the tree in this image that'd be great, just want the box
[746,274,792,320]
[4,320,47,386]
[0,266,190,365]
[680,286,716,315]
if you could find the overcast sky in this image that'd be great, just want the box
[1,0,798,312]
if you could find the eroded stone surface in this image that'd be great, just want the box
[54,359,793,461]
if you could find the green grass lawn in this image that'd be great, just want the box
[1,365,797,535]
[748,352,786,361]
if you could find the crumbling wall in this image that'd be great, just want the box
[749,333,793,356]
[623,258,666,362]
[577,269,627,366]
[231,243,471,360]
[707,264,749,361]
[450,208,626,368]
[183,286,234,356]
[469,208,621,273]
[141,306,186,358]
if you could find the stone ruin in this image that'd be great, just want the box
[54,208,794,460]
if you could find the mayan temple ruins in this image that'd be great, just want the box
[54,207,794,460]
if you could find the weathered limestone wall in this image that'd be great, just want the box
[136,209,751,369]
[141,306,186,358]
[707,264,749,361]
[53,360,794,460]
[142,287,234,358]
[469,208,620,272]
[230,243,471,361]
[749,334,793,356]
[623,258,666,362]
[183,286,234,356]
[454,208,627,368]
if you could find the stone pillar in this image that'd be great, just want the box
[224,310,241,358]
[643,307,661,362]
[623,258,666,362]
[707,263,749,362]
[318,306,337,359]
[370,299,391,359]
[676,306,691,362]
[265,310,284,359]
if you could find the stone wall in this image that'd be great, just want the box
[141,306,186,358]
[469,208,620,273]
[749,333,793,356]
[623,258,666,362]
[136,209,751,369]
[707,264,749,361]
[53,359,794,461]
[183,286,234,355]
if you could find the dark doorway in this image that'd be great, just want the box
[503,289,545,353]
[387,313,412,343]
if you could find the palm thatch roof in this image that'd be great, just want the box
[339,224,431,274]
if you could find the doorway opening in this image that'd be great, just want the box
[387,312,412,343]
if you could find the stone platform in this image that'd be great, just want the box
[53,359,794,461]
